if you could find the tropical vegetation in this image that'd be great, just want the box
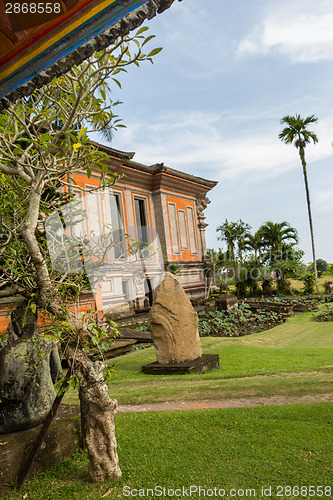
[211,218,314,295]
[0,27,161,483]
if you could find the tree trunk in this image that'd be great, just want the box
[20,181,122,483]
[66,346,122,482]
[299,148,319,294]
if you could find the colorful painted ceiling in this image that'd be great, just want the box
[0,0,180,109]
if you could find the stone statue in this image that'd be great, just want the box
[0,303,62,434]
[148,273,202,363]
[215,293,238,311]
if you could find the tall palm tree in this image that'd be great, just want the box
[279,114,319,293]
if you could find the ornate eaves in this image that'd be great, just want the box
[0,0,182,110]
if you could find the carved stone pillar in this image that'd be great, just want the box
[195,193,211,260]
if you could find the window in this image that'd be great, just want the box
[122,279,130,301]
[134,197,149,246]
[109,193,125,259]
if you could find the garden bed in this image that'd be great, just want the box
[198,303,287,337]
[243,295,333,311]
[198,295,333,337]
[313,306,333,322]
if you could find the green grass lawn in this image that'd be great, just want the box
[6,403,333,500]
[289,276,330,294]
[4,310,333,499]
[63,310,333,406]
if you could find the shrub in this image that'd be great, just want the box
[302,273,315,295]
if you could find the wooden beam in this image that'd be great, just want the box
[0,5,27,41]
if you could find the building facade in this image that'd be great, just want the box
[0,143,217,332]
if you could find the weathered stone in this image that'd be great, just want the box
[142,354,220,375]
[215,293,238,311]
[0,405,81,496]
[325,281,333,294]
[148,273,202,363]
[0,304,61,433]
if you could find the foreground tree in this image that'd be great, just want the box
[0,28,160,482]
[279,114,319,293]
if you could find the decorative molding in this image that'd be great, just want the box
[0,0,182,110]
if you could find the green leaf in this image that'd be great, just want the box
[136,26,149,35]
[112,67,127,75]
[78,127,88,141]
[147,47,163,57]
[112,78,122,89]
[40,133,53,144]
[142,35,156,46]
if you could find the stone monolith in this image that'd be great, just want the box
[148,273,202,363]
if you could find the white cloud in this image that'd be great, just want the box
[113,110,329,183]
[237,8,333,63]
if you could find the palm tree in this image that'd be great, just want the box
[243,229,265,262]
[216,219,239,261]
[216,219,251,261]
[279,114,319,293]
[259,221,298,263]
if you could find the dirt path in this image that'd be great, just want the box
[118,393,333,413]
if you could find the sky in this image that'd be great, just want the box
[96,0,333,264]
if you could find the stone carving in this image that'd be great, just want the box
[0,304,62,434]
[215,293,238,311]
[148,273,202,363]
[195,194,210,218]
[325,281,333,294]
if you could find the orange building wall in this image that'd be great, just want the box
[165,195,200,262]
[0,294,96,334]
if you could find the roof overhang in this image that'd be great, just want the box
[0,0,181,110]
[94,142,218,196]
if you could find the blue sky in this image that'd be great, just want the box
[100,0,333,264]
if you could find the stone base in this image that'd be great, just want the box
[142,354,219,375]
[0,405,80,496]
